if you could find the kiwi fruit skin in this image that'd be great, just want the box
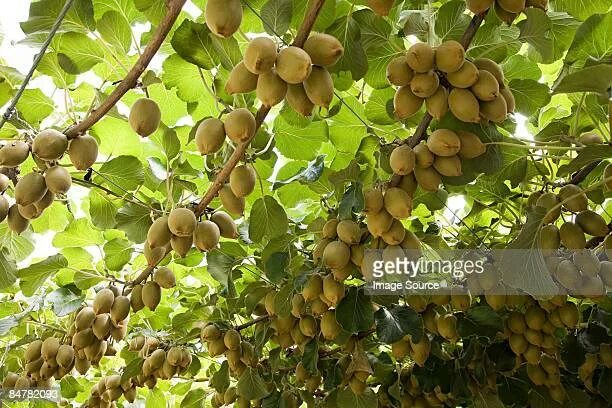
[195,118,226,154]
[500,88,515,112]
[147,216,172,248]
[386,56,414,86]
[410,71,440,98]
[466,0,495,14]
[0,173,9,193]
[8,205,31,233]
[366,209,394,237]
[435,41,465,73]
[142,281,162,311]
[45,165,72,194]
[153,267,176,289]
[471,70,500,101]
[536,192,561,224]
[168,208,197,237]
[129,98,161,137]
[394,86,423,119]
[32,129,68,161]
[322,240,351,269]
[363,188,384,215]
[224,108,256,144]
[498,0,525,13]
[559,222,586,250]
[557,184,588,213]
[194,220,221,251]
[225,61,258,94]
[447,60,479,88]
[575,210,609,237]
[219,184,245,215]
[275,46,312,84]
[93,288,115,314]
[110,296,130,324]
[243,37,277,74]
[205,0,242,38]
[68,135,98,170]
[256,70,288,107]
[0,141,30,167]
[229,164,256,197]
[15,172,48,206]
[0,195,9,222]
[389,145,415,175]
[433,155,462,177]
[414,166,441,192]
[480,96,508,123]
[303,33,344,67]
[427,129,461,157]
[473,58,505,85]
[425,86,448,119]
[384,187,412,219]
[286,84,314,116]
[579,132,603,145]
[406,43,435,73]
[171,234,193,257]
[211,211,237,238]
[457,130,486,159]
[18,204,42,220]
[34,190,55,212]
[448,89,480,123]
[303,66,334,108]
[495,3,518,23]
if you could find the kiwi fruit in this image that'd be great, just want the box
[539,224,560,250]
[7,204,29,233]
[0,195,8,223]
[229,164,256,197]
[336,220,361,245]
[193,220,221,251]
[381,219,406,245]
[406,43,435,73]
[299,315,318,337]
[448,88,480,123]
[600,261,612,287]
[556,260,581,290]
[129,98,161,137]
[384,187,412,219]
[275,46,312,84]
[559,222,586,250]
[142,281,162,311]
[18,203,41,220]
[25,340,43,362]
[195,118,226,155]
[0,141,29,167]
[386,56,414,86]
[413,142,435,168]
[604,164,612,191]
[576,210,609,237]
[366,209,394,237]
[435,41,465,73]
[68,134,98,170]
[557,184,588,213]
[147,217,172,249]
[303,33,344,66]
[500,88,515,112]
[425,86,448,119]
[41,337,60,360]
[480,94,508,122]
[168,208,197,237]
[303,66,334,108]
[286,84,314,116]
[536,192,561,223]
[256,70,288,107]
[321,310,341,340]
[447,60,479,88]
[226,61,258,95]
[494,3,518,23]
[205,0,242,38]
[32,129,68,161]
[34,189,55,213]
[471,70,500,101]
[322,241,351,269]
[498,0,525,13]
[44,165,71,194]
[224,329,241,351]
[466,0,495,14]
[389,145,415,175]
[0,173,9,193]
[322,218,339,239]
[244,37,277,74]
[573,249,600,277]
[433,155,462,177]
[210,211,237,239]
[437,314,458,340]
[456,130,486,159]
[398,173,418,195]
[367,0,394,16]
[219,184,245,215]
[93,288,115,314]
[410,71,440,98]
[394,86,423,119]
[110,295,130,324]
[473,58,505,86]
[427,129,461,156]
[579,131,603,145]
[129,285,145,313]
[363,187,384,214]
[15,172,47,206]
[75,306,95,331]
[414,166,441,192]
[224,108,256,144]
[170,235,191,258]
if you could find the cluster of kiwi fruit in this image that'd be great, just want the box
[391,334,432,367]
[398,366,452,407]
[544,247,611,297]
[388,41,515,124]
[85,374,137,407]
[201,325,259,379]
[0,129,98,234]
[466,0,548,24]
[209,386,241,407]
[129,266,177,312]
[225,32,343,115]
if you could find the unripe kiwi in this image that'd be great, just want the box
[26,340,43,362]
[448,89,480,123]
[147,216,172,249]
[210,211,237,238]
[384,187,412,218]
[457,130,486,159]
[219,184,245,215]
[389,145,415,175]
[142,281,162,311]
[480,95,507,122]
[498,0,525,13]
[394,86,423,119]
[303,66,334,108]
[244,37,277,74]
[363,187,384,215]
[474,58,505,85]
[7,204,30,234]
[557,184,587,213]
[229,164,256,197]
[411,142,433,169]
[130,284,145,312]
[275,46,312,84]
[224,329,241,350]
[92,313,111,339]
[75,306,96,331]
[0,141,30,167]
[195,118,226,155]
[193,220,221,251]
[433,155,462,177]
[74,356,90,374]
[406,43,435,73]
[575,210,609,237]
[256,70,287,107]
[93,288,115,314]
[202,324,222,341]
[17,204,42,220]
[171,234,193,257]
[224,108,256,144]
[386,56,414,86]
[410,71,440,98]
[56,345,75,368]
[437,314,458,340]
[302,274,323,302]
[425,86,448,119]
[336,220,361,245]
[323,240,351,269]
[366,209,394,236]
[0,195,8,223]
[299,315,318,337]
[538,224,560,251]
[205,0,242,38]
[536,192,560,224]
[15,172,47,206]
[44,165,71,194]
[507,311,526,333]
[41,337,60,360]
[435,41,465,73]
[286,84,314,116]
[303,33,344,66]
[579,131,603,145]
[2,372,19,388]
[414,166,441,192]
[129,98,161,137]
[225,61,258,94]
[32,129,68,160]
[500,87,515,112]
[168,208,197,237]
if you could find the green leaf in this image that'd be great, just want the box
[264,252,288,283]
[0,250,17,290]
[501,54,542,82]
[302,338,319,375]
[336,287,374,334]
[336,387,378,407]
[56,32,105,74]
[554,64,612,95]
[210,361,230,393]
[146,388,166,408]
[237,367,270,401]
[121,357,144,381]
[21,0,95,34]
[457,305,504,340]
[89,190,117,230]
[554,0,611,21]
[468,23,520,62]
[558,145,612,176]
[207,249,235,287]
[339,183,364,220]
[181,389,206,408]
[170,19,218,69]
[508,79,551,117]
[273,116,328,160]
[272,155,325,189]
[435,0,470,41]
[59,376,84,399]
[565,13,612,67]
[95,155,144,192]
[365,87,395,125]
[15,89,54,124]
[162,54,207,103]
[115,203,152,244]
[18,254,68,297]
[374,305,423,344]
[104,238,133,271]
[73,270,105,290]
[53,218,104,248]
[97,10,131,51]
[327,15,368,80]
[210,36,242,71]
[273,283,294,318]
[261,0,293,36]
[47,287,84,317]
[249,196,289,243]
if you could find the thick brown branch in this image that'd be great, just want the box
[64,0,187,138]
[569,161,600,185]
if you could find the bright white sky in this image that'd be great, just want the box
[0,1,34,74]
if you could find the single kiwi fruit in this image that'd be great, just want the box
[363,187,384,215]
[457,130,486,159]
[366,209,394,237]
[578,132,603,145]
[303,33,344,67]
[427,129,461,156]
[536,192,561,224]
[389,145,415,175]
[142,281,162,311]
[384,187,412,219]
[68,135,98,170]
[414,166,441,192]
[286,84,314,116]
[153,267,176,289]
[387,56,414,86]
[168,208,197,237]
[394,86,423,119]
[93,288,115,314]
[557,184,588,213]
[219,184,245,215]
[225,61,258,95]
[410,70,440,98]
[466,0,495,14]
[224,108,256,144]
[575,210,609,237]
[336,220,361,245]
[256,70,288,107]
[413,142,434,168]
[435,40,465,73]
[229,164,257,198]
[471,70,500,101]
[193,220,221,251]
[447,60,479,88]
[448,89,480,123]
[129,98,161,137]
[323,240,351,269]
[433,155,462,177]
[32,129,68,161]
[17,204,42,220]
[0,173,9,193]
[480,96,508,122]
[15,172,47,206]
[195,117,226,155]
[75,306,96,331]
[0,195,8,223]
[473,58,505,85]
[398,173,418,195]
[44,165,71,194]
[34,189,55,213]
[275,46,312,84]
[130,284,145,312]
[0,141,30,167]
[500,88,515,112]
[498,0,525,13]
[303,66,334,108]
[559,222,586,250]
[147,216,172,248]
[243,37,277,74]
[406,43,435,73]
[381,219,406,245]
[211,211,237,238]
[41,337,60,360]
[425,86,448,119]
[367,0,394,16]
[494,3,518,23]
[205,0,242,38]
[110,296,130,324]
[171,235,193,257]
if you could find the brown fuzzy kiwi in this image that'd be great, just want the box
[32,129,68,161]
[224,108,256,144]
[413,142,435,168]
[457,130,486,159]
[536,192,561,224]
[578,132,603,145]
[0,173,9,193]
[323,240,351,269]
[406,43,435,73]
[219,184,245,215]
[142,281,162,311]
[559,222,586,250]
[576,210,609,237]
[322,273,344,305]
[500,87,515,112]
[473,58,505,86]
[425,87,449,120]
[367,0,394,16]
[168,208,197,237]
[447,60,479,88]
[286,83,315,116]
[435,41,465,73]
[363,187,384,214]
[394,86,423,119]
[471,70,500,101]
[398,173,418,195]
[130,284,145,312]
[303,33,344,66]
[68,135,98,170]
[41,337,60,360]
[7,204,29,234]
[498,0,525,13]
[211,211,237,238]
[275,46,312,84]
[195,117,226,155]
[25,340,43,362]
[321,310,341,340]
[153,267,176,289]
[0,141,29,167]
[17,204,42,220]
[94,288,115,314]
[225,61,258,95]
[129,98,161,137]
[303,66,334,108]
[15,172,47,206]
[256,70,288,107]
[448,89,480,123]
[381,219,406,245]
[205,0,242,38]
[0,195,8,223]
[224,329,241,350]
[427,129,461,156]
[386,56,414,86]
[147,216,172,248]
[243,37,277,74]
[171,235,193,257]
[336,220,361,245]
[466,0,495,14]
[557,184,588,213]
[44,165,71,194]
[110,296,130,324]
[193,220,221,251]
[92,313,111,339]
[34,190,55,213]
[433,155,462,177]
[480,96,508,123]
[229,164,256,197]
[494,3,518,23]
[414,166,441,192]
[410,71,440,98]
[384,187,412,218]
[389,145,415,175]
[366,209,394,237]
[75,306,96,331]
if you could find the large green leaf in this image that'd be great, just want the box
[53,218,104,248]
[375,305,423,344]
[18,254,68,297]
[237,367,270,401]
[0,250,17,290]
[95,155,145,192]
[336,287,374,334]
[554,64,612,95]
[115,203,152,243]
[20,0,95,34]
[249,196,289,243]
[565,13,612,66]
[104,238,133,271]
[170,19,219,69]
[260,0,293,36]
